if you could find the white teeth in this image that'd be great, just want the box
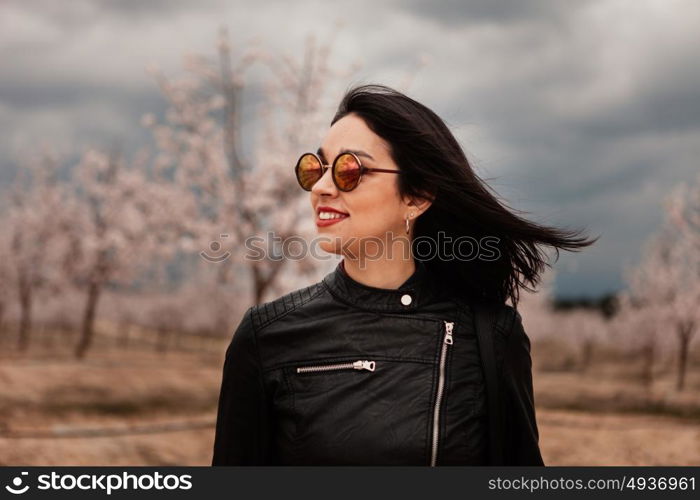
[319,211,348,220]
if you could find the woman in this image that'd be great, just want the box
[211,84,597,466]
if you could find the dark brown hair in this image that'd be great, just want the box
[332,83,599,307]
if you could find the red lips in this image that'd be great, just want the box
[316,205,350,228]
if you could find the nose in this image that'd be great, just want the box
[311,165,337,196]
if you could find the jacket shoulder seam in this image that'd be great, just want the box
[250,282,326,333]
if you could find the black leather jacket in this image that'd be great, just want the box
[212,259,544,466]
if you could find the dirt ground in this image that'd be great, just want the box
[538,408,700,465]
[1,345,698,466]
[2,408,698,466]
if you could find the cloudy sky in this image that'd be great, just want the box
[2,0,699,299]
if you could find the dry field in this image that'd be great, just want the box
[1,338,698,466]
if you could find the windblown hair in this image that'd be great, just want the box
[331,83,598,307]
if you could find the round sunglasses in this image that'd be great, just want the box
[295,151,400,192]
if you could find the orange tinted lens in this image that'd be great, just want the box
[334,153,361,191]
[296,154,322,190]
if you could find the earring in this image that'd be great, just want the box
[405,213,414,234]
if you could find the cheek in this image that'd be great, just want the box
[345,191,401,236]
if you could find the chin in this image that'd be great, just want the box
[317,240,344,255]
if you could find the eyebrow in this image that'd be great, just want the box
[317,147,375,162]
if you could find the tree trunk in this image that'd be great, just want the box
[217,262,231,285]
[250,259,286,305]
[156,327,169,354]
[579,339,594,373]
[252,263,265,305]
[641,340,655,389]
[0,301,5,337]
[42,324,54,349]
[675,320,695,391]
[75,280,102,359]
[17,277,32,351]
[118,322,131,349]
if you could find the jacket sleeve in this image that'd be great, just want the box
[211,306,273,465]
[502,310,545,466]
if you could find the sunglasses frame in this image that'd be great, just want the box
[295,151,400,192]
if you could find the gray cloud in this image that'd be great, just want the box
[0,82,161,112]
[399,0,595,26]
[4,0,225,30]
[1,0,699,299]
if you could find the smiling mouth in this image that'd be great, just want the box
[317,212,350,221]
[316,210,349,227]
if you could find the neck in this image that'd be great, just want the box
[342,257,416,290]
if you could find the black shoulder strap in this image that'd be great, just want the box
[472,300,505,465]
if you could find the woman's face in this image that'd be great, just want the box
[310,113,429,260]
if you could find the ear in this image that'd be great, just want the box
[405,191,434,216]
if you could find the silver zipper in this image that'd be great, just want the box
[430,320,454,467]
[296,360,376,373]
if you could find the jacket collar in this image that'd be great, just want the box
[322,259,443,313]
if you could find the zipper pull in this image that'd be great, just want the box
[443,321,454,345]
[353,360,376,371]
